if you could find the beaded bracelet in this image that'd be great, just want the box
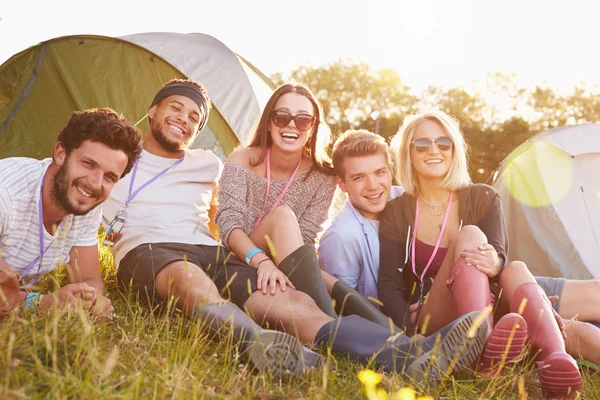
[25,292,40,309]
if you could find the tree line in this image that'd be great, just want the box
[271,59,600,183]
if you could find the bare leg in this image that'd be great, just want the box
[564,320,600,365]
[155,260,225,314]
[244,288,334,344]
[320,270,338,295]
[249,205,304,264]
[557,280,600,321]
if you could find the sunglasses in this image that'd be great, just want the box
[411,136,453,152]
[270,110,316,131]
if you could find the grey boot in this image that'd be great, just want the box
[194,302,324,376]
[332,279,398,331]
[315,311,487,385]
[278,244,337,318]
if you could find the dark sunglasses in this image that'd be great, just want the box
[270,110,316,131]
[411,136,453,152]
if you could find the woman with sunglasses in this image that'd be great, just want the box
[378,109,581,398]
[215,83,391,327]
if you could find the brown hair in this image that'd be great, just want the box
[248,83,333,174]
[57,108,142,177]
[332,129,391,178]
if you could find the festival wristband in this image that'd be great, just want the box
[25,292,40,309]
[245,247,265,265]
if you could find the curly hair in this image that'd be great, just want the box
[57,108,142,177]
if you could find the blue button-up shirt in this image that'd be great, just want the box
[319,186,404,302]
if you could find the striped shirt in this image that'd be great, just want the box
[0,158,101,278]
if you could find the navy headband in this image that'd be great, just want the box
[150,82,210,131]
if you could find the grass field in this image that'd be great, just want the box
[1,244,599,399]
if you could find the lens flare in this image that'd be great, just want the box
[502,141,573,208]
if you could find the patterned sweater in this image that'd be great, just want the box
[215,162,336,247]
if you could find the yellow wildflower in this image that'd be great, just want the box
[358,370,382,388]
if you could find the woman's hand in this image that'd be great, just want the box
[460,243,502,278]
[256,259,296,295]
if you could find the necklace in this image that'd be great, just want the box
[422,209,443,230]
[418,192,450,216]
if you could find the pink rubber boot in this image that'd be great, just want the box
[511,282,582,399]
[448,258,528,375]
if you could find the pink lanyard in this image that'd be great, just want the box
[254,148,301,228]
[411,192,453,287]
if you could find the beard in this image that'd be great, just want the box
[151,120,195,152]
[50,161,100,216]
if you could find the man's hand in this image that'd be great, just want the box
[408,302,420,327]
[0,261,22,320]
[38,283,96,311]
[547,295,568,340]
[89,295,114,322]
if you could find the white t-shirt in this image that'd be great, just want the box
[102,149,223,268]
[0,158,101,278]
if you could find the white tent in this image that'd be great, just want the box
[492,124,600,279]
[0,32,274,160]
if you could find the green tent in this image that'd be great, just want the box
[0,32,275,160]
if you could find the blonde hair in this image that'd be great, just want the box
[332,129,391,178]
[390,109,471,195]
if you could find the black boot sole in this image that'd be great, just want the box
[249,330,325,377]
[407,311,487,385]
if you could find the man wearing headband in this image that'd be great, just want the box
[102,79,489,383]
[102,79,327,377]
[0,108,141,321]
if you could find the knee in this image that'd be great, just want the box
[271,205,298,225]
[165,263,215,299]
[287,289,323,312]
[498,260,530,285]
[455,225,487,248]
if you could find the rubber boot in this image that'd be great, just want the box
[448,258,528,375]
[193,302,324,376]
[332,279,398,331]
[315,311,487,386]
[511,282,582,399]
[278,244,337,318]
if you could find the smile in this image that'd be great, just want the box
[167,122,185,136]
[76,184,93,198]
[281,131,299,140]
[364,192,383,202]
[425,159,443,164]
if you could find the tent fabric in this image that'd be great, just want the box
[492,124,600,279]
[0,33,274,161]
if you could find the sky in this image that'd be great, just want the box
[1,0,600,94]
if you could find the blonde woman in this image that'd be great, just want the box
[378,110,581,399]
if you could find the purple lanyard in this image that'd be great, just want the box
[411,192,453,287]
[19,176,66,287]
[254,149,301,228]
[124,154,184,208]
